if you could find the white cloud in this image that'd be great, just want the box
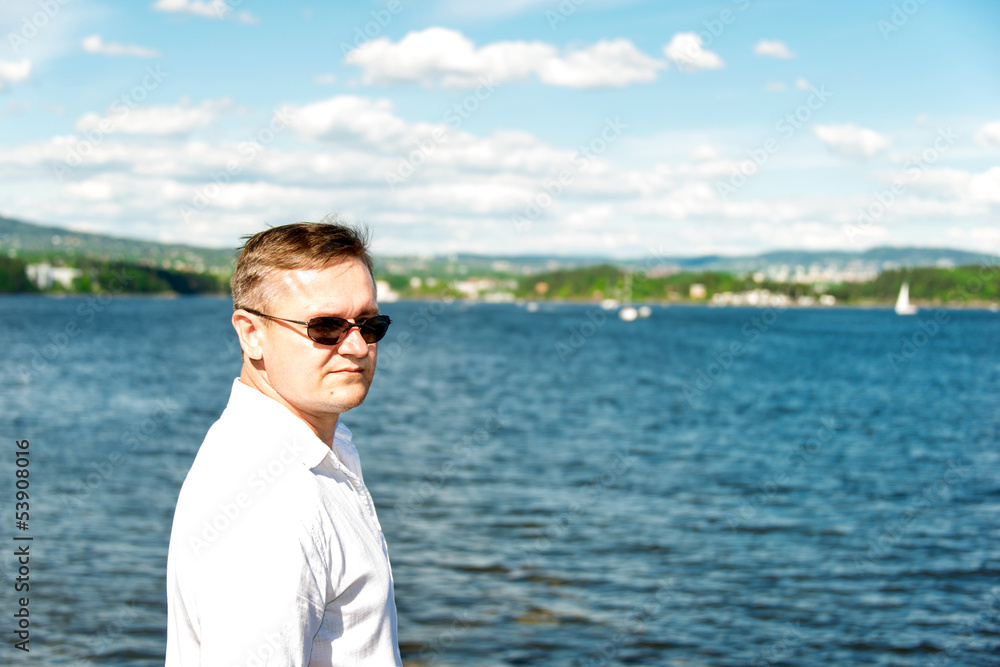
[346,28,541,88]
[65,179,116,201]
[82,34,160,58]
[765,81,787,92]
[975,120,1000,148]
[946,226,1000,246]
[151,0,257,23]
[0,59,31,90]
[754,40,795,59]
[438,0,556,19]
[75,98,231,136]
[662,32,724,72]
[4,86,999,255]
[795,77,811,91]
[894,166,1000,209]
[813,123,890,158]
[691,145,718,161]
[535,39,665,88]
[968,166,1000,203]
[281,96,420,146]
[344,27,663,89]
[313,73,337,85]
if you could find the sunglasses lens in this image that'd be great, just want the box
[358,316,391,343]
[308,317,351,345]
[307,315,391,345]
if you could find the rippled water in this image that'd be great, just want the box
[1,296,998,666]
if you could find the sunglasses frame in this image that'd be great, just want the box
[238,306,391,346]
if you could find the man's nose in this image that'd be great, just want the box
[338,326,370,355]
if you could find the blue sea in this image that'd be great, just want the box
[1,296,998,666]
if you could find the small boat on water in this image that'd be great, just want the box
[618,305,638,321]
[617,271,640,321]
[895,281,918,316]
[616,271,653,321]
[600,298,620,311]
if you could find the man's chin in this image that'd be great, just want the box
[326,387,371,411]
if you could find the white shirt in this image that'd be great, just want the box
[166,379,402,666]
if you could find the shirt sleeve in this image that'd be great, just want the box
[182,471,334,666]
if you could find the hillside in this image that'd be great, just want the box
[1,215,997,302]
[0,216,236,273]
[514,263,1000,305]
[3,215,994,277]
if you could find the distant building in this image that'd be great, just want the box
[709,289,791,307]
[375,280,400,302]
[689,283,707,299]
[26,263,81,289]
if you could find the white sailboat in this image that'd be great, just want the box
[894,281,918,316]
[618,271,638,321]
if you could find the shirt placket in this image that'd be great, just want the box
[329,455,387,543]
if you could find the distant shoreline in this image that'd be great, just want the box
[6,292,998,311]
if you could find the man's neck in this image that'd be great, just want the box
[238,368,339,448]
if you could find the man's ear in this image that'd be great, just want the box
[232,310,265,360]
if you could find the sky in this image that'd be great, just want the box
[0,0,998,258]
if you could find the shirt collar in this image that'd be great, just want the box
[226,378,359,475]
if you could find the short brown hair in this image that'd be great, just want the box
[231,220,374,312]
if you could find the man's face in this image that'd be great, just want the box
[255,257,380,427]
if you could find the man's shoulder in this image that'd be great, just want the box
[170,412,329,559]
[194,380,307,461]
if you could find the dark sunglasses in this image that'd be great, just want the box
[238,306,391,345]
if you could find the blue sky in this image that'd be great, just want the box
[1,0,998,257]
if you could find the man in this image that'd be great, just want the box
[166,221,402,666]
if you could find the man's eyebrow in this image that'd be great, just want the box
[312,306,380,319]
